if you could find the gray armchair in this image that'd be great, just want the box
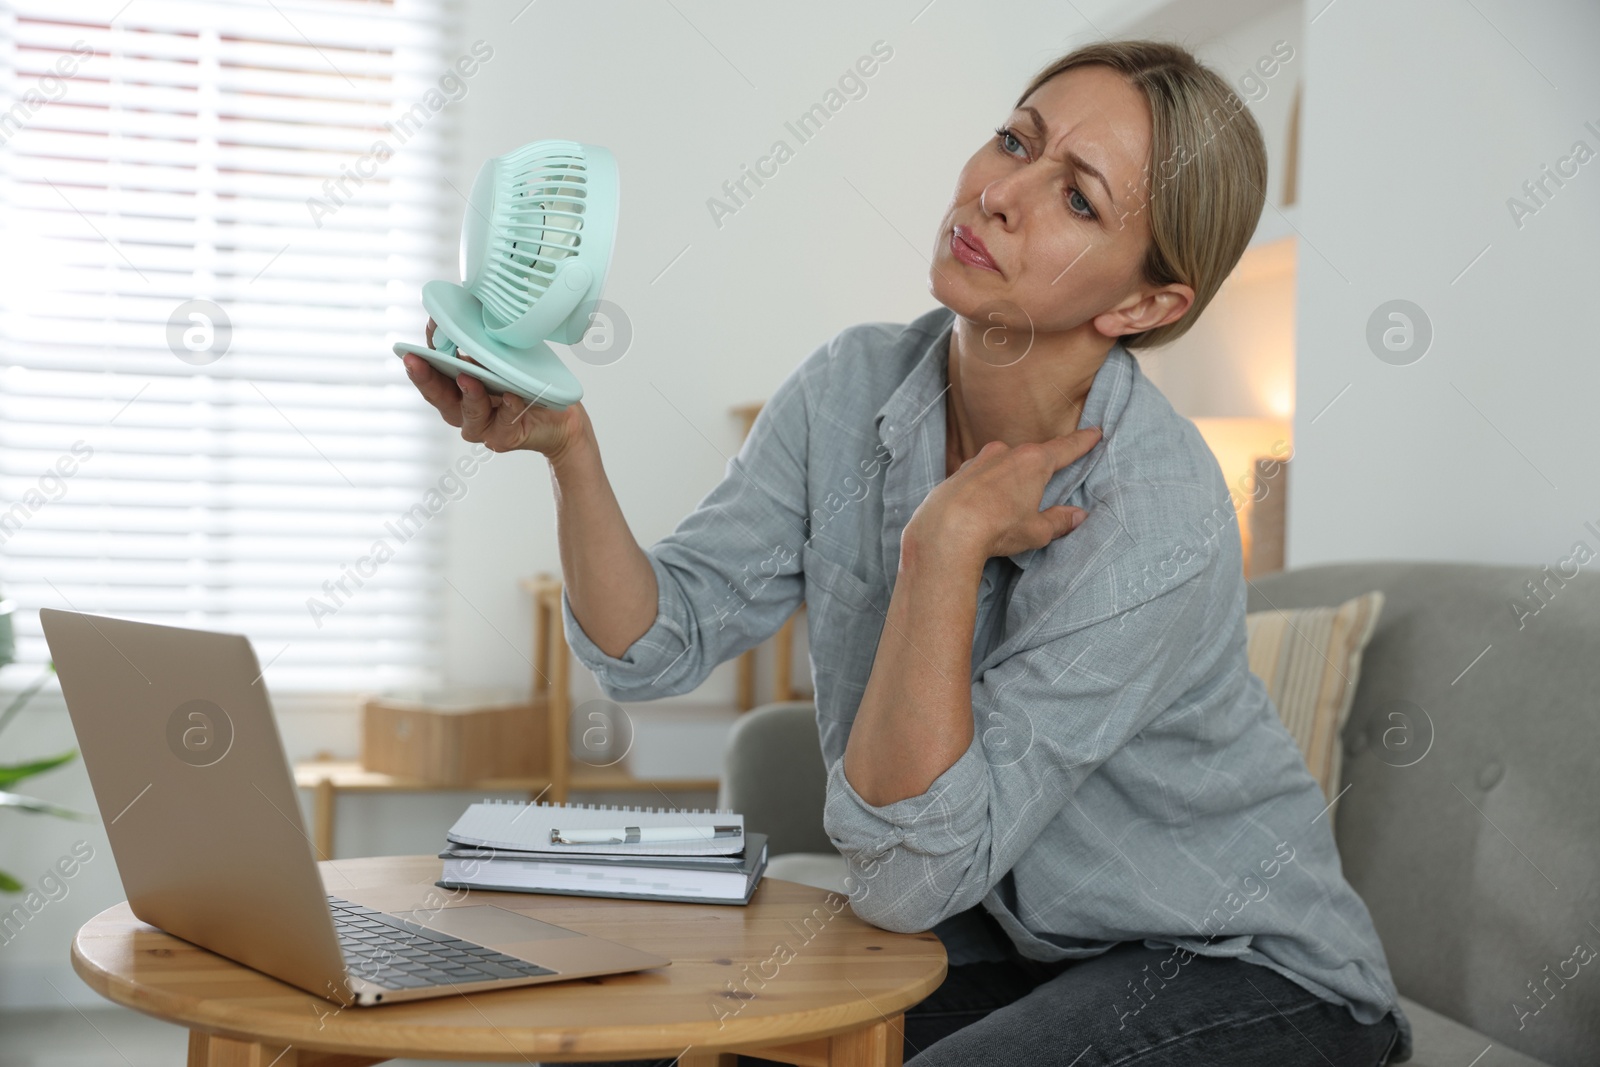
[717,562,1600,1067]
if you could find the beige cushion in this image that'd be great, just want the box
[1245,590,1386,822]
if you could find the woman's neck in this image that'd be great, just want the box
[944,318,1111,477]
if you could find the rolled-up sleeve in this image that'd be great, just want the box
[821,485,1226,932]
[559,550,697,695]
[825,726,990,859]
[560,338,830,701]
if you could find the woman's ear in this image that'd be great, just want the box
[1092,281,1194,338]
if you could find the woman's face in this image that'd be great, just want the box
[931,64,1185,343]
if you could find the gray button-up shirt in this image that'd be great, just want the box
[561,304,1412,1059]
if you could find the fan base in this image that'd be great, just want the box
[401,280,583,410]
[394,343,532,402]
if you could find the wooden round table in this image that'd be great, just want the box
[70,855,947,1066]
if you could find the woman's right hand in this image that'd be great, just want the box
[403,318,588,460]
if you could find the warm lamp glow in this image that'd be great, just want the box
[1190,417,1293,565]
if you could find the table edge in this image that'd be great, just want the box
[69,881,949,1059]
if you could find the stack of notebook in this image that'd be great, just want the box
[434,799,768,905]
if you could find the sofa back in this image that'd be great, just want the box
[719,699,838,856]
[1247,561,1600,1067]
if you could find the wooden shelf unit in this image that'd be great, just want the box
[730,400,813,711]
[290,574,723,861]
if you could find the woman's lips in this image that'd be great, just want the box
[950,225,1000,273]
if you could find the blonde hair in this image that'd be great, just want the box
[1015,40,1267,349]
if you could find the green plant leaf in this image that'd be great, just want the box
[0,749,78,788]
[0,869,21,893]
[0,662,58,740]
[0,790,93,820]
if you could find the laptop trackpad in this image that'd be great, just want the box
[393,905,583,944]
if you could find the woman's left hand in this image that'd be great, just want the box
[904,426,1102,566]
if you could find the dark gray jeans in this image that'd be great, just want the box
[579,938,1402,1066]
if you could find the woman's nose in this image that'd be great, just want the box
[980,179,1018,225]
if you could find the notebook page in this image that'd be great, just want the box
[445,799,746,855]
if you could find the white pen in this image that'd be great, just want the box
[549,825,742,845]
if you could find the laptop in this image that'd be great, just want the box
[40,607,671,1007]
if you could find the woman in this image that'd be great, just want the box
[403,39,1412,1067]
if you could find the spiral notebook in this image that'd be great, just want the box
[445,799,746,856]
[435,833,769,905]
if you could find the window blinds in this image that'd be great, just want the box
[0,0,463,694]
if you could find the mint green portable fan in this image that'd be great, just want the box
[394,139,619,409]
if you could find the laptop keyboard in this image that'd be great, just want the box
[327,895,557,991]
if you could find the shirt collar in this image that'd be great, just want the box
[874,305,1136,571]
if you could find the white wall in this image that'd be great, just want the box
[1289,0,1600,567]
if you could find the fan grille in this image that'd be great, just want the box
[477,141,590,328]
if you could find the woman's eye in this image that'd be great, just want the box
[995,126,1096,220]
